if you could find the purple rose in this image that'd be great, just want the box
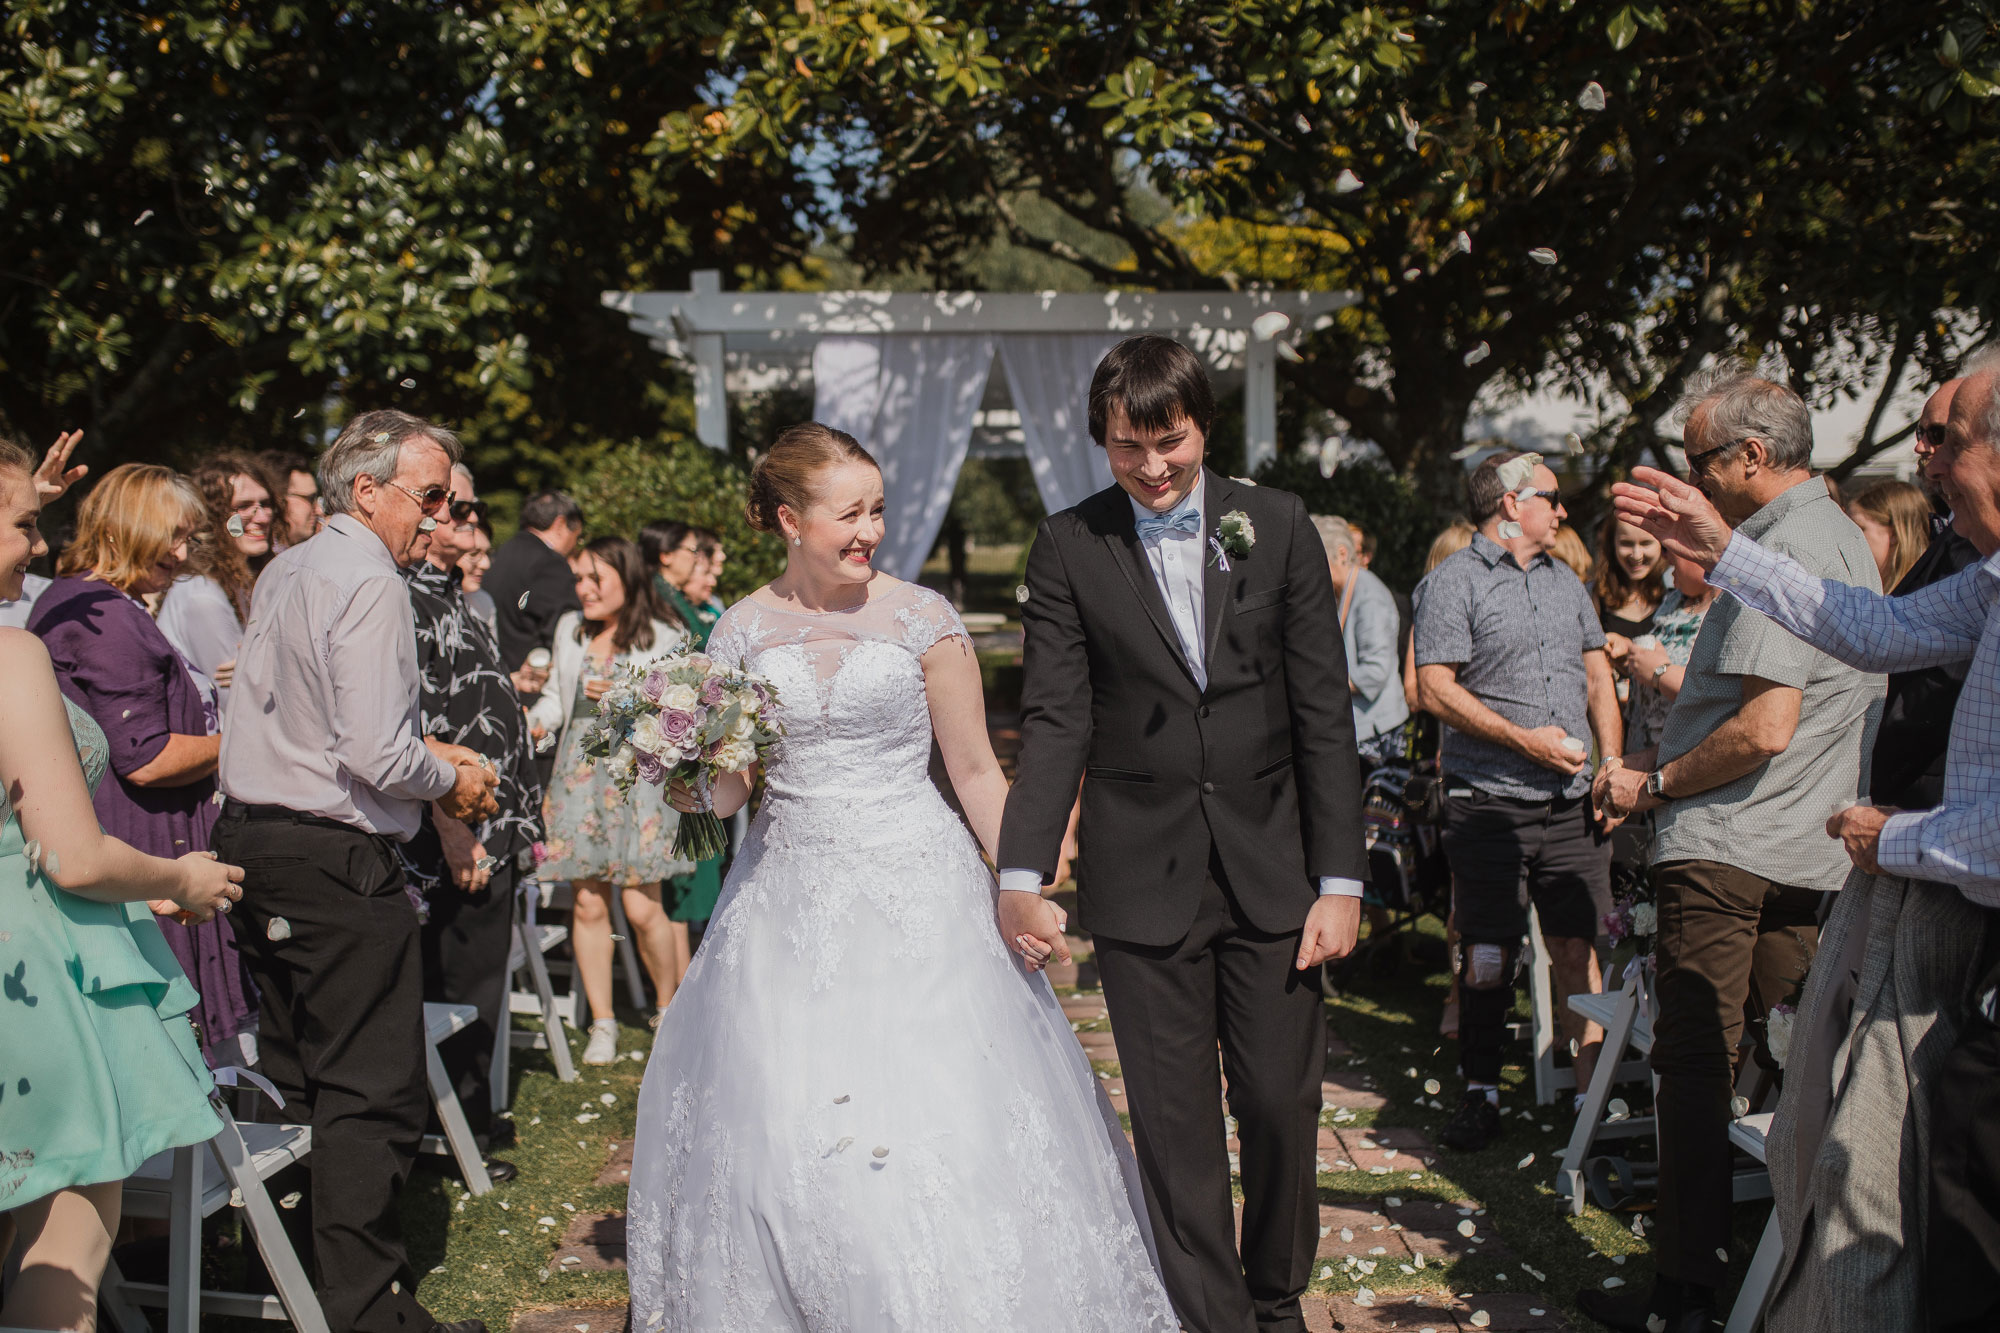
[642,668,670,703]
[700,676,729,707]
[635,752,667,786]
[660,708,701,752]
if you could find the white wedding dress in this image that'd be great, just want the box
[626,578,1176,1332]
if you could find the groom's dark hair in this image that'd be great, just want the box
[1088,336,1215,447]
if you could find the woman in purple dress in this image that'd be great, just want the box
[27,463,259,1065]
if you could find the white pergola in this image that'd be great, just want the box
[603,271,1356,473]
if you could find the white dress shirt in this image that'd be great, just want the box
[218,513,456,840]
[1001,476,1362,901]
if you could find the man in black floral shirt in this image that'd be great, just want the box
[403,462,548,1176]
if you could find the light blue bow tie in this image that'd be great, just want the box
[1136,507,1202,541]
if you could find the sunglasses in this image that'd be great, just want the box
[1913,422,1948,449]
[1516,484,1563,508]
[388,481,451,514]
[449,499,489,524]
[1683,436,1750,475]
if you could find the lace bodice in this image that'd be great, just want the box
[707,580,969,809]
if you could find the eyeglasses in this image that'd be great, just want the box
[1913,422,1948,449]
[386,481,451,514]
[449,499,489,524]
[1516,485,1563,509]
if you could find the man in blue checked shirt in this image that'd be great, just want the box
[1612,356,2000,1333]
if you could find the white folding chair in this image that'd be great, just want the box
[491,917,579,1113]
[1724,1112,1783,1333]
[1558,969,1658,1215]
[417,1002,495,1196]
[103,1114,326,1333]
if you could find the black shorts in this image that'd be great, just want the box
[1439,782,1611,945]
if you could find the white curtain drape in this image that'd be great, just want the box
[811,335,996,579]
[997,334,1119,515]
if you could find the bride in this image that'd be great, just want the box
[626,423,1177,1331]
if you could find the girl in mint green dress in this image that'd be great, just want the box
[0,446,243,1332]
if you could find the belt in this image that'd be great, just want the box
[221,800,375,837]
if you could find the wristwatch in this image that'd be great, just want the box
[1651,661,1672,681]
[1645,769,1669,801]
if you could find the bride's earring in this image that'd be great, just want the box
[791,535,802,547]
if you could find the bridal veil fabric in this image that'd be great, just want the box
[625,580,1176,1332]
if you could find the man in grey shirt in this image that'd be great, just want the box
[1586,374,1883,1333]
[1414,450,1623,1152]
[214,410,498,1333]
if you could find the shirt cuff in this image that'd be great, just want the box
[1707,531,1777,594]
[1876,809,1930,878]
[998,867,1046,896]
[1318,876,1365,898]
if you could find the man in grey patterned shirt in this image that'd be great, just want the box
[1414,450,1623,1153]
[1586,374,1882,1333]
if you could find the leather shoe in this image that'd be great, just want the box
[1575,1282,1717,1332]
[429,1322,489,1333]
[481,1157,519,1183]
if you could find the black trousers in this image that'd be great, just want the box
[1928,930,2000,1332]
[1093,855,1325,1333]
[216,804,436,1333]
[420,858,519,1138]
[1650,858,1820,1289]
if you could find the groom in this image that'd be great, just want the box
[998,335,1367,1333]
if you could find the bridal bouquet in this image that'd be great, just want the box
[578,654,782,861]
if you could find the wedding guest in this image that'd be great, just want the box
[1313,513,1407,767]
[646,522,728,935]
[258,449,323,547]
[401,464,543,1175]
[28,463,259,1067]
[0,431,87,630]
[486,489,583,675]
[459,517,498,633]
[0,436,245,1333]
[1594,516,1666,643]
[1617,553,1718,755]
[157,452,281,712]
[1587,373,1884,1333]
[529,536,693,1064]
[1845,477,1931,594]
[1414,451,1620,1149]
[213,409,497,1333]
[1413,518,1475,1040]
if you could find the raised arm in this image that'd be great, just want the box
[0,630,240,917]
[1616,466,1988,673]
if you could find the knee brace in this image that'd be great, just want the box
[1453,939,1521,990]
[1453,939,1521,1085]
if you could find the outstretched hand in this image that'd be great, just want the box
[997,888,1071,974]
[34,429,87,502]
[1610,467,1733,570]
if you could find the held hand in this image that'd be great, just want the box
[439,759,499,823]
[583,676,611,703]
[1826,804,1893,875]
[1598,764,1657,821]
[211,658,236,691]
[1519,724,1588,775]
[33,429,87,502]
[1297,894,1361,970]
[997,889,1071,974]
[1591,757,1626,830]
[1610,467,1732,570]
[1602,632,1632,668]
[436,814,491,892]
[173,850,244,924]
[1626,641,1668,685]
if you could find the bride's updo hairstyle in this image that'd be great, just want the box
[746,423,877,536]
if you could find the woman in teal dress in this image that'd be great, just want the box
[0,442,243,1331]
[640,522,726,936]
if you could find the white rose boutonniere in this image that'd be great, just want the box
[1211,510,1256,570]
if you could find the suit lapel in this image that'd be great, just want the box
[1201,470,1234,668]
[1101,496,1199,685]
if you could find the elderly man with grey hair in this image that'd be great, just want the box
[1613,353,2000,1333]
[1312,514,1408,766]
[1584,373,1884,1333]
[215,409,499,1333]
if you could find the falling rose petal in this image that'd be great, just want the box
[1579,81,1607,111]
[1529,247,1558,265]
[1334,169,1363,193]
[400,377,417,388]
[1275,341,1303,364]
[1732,1095,1750,1117]
[1452,230,1473,255]
[1294,112,1312,134]
[1463,342,1491,366]
[1647,1317,1668,1333]
[1251,311,1292,341]
[1717,1247,1731,1262]
[1517,1152,1536,1169]
[1468,81,1488,93]
[1606,1097,1630,1122]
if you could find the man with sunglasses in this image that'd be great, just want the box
[396,463,546,1188]
[1584,374,1883,1333]
[215,410,500,1333]
[1414,449,1624,1153]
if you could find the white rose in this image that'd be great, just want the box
[630,713,667,756]
[729,711,756,741]
[663,684,700,711]
[1629,903,1657,936]
[1766,1009,1794,1068]
[714,738,757,773]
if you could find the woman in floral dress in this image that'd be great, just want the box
[529,536,693,1063]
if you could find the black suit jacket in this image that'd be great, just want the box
[1871,523,1981,809]
[485,531,581,672]
[997,470,1368,946]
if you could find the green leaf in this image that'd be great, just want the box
[1942,28,1961,66]
[1607,7,1639,51]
